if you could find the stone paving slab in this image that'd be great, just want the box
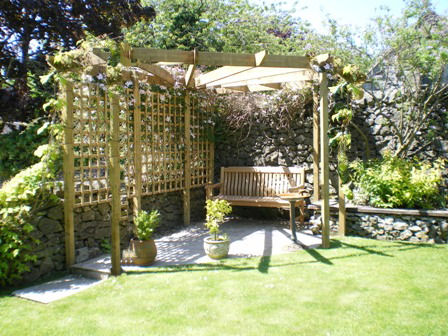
[12,275,103,304]
[74,219,322,272]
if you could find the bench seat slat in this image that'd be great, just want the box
[223,166,305,173]
[211,195,303,209]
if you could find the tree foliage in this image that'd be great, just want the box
[363,0,448,157]
[0,0,155,123]
[126,0,310,54]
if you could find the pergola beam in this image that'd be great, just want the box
[196,66,253,87]
[211,70,315,88]
[215,84,280,93]
[93,48,310,69]
[255,50,268,66]
[185,64,196,87]
[201,67,315,88]
[136,62,175,86]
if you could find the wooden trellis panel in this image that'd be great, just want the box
[72,83,110,208]
[66,81,214,272]
[68,82,213,212]
[139,90,186,196]
[189,94,214,188]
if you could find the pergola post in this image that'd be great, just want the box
[183,91,191,226]
[338,176,346,236]
[133,76,142,216]
[319,73,330,248]
[109,94,122,276]
[62,82,75,268]
[312,86,320,202]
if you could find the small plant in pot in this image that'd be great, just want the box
[204,199,232,259]
[129,209,160,266]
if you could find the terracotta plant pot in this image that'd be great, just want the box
[130,238,157,266]
[203,237,230,259]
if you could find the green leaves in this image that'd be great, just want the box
[205,199,232,240]
[0,121,62,285]
[348,154,445,209]
[134,210,161,240]
[331,108,353,125]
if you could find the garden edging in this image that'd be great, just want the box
[310,203,448,243]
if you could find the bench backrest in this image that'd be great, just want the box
[220,166,305,197]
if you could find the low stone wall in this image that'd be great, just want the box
[345,212,448,243]
[310,205,448,244]
[22,188,206,284]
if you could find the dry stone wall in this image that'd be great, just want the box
[214,86,448,195]
[310,208,448,244]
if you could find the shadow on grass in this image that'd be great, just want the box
[339,241,393,257]
[124,237,445,277]
[257,227,273,273]
[3,238,443,296]
[303,248,333,265]
[257,256,271,273]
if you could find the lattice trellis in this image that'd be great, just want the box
[67,81,214,219]
[139,90,186,196]
[72,83,110,208]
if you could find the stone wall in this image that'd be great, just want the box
[21,187,206,283]
[310,206,448,244]
[345,212,448,243]
[214,108,328,192]
[214,83,448,197]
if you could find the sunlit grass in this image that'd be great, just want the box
[1,237,447,336]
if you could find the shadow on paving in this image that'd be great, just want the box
[125,238,442,276]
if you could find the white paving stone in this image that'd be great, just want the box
[12,275,103,304]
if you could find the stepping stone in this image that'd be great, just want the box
[12,275,103,304]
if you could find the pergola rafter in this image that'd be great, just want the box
[65,46,338,275]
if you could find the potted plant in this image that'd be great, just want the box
[129,209,160,266]
[203,199,232,259]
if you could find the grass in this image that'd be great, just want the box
[1,237,447,336]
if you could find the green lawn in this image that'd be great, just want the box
[1,237,447,336]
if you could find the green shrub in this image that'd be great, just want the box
[205,199,232,241]
[347,153,445,209]
[134,210,160,240]
[0,119,49,181]
[0,124,62,286]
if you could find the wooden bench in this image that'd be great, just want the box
[205,166,309,226]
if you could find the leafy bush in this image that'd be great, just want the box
[0,124,62,285]
[134,210,160,240]
[347,153,445,209]
[0,119,49,181]
[205,199,232,241]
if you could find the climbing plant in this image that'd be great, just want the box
[0,123,62,285]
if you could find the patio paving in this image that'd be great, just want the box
[13,219,321,303]
[73,218,322,273]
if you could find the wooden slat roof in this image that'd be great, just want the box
[92,46,320,92]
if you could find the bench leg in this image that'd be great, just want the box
[289,201,297,242]
[298,200,305,228]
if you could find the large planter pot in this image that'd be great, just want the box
[130,238,157,266]
[203,237,230,259]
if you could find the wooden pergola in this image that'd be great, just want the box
[62,46,338,276]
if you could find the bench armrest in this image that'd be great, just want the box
[288,186,311,198]
[205,183,221,200]
[205,183,221,190]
